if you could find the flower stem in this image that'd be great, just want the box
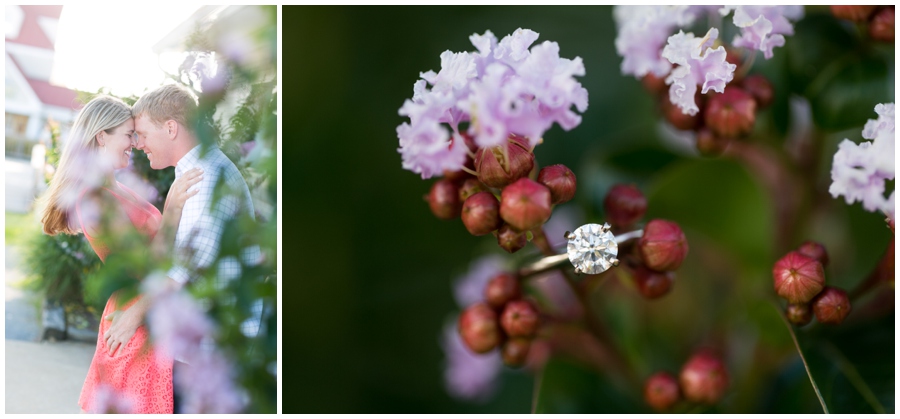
[531,227,556,257]
[771,300,829,413]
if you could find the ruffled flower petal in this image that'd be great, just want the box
[613,5,708,79]
[662,28,736,115]
[398,28,587,177]
[727,6,804,59]
[830,103,895,219]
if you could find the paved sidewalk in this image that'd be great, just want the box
[6,340,95,413]
[6,157,96,413]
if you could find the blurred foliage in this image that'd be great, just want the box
[287,5,893,414]
[25,121,104,311]
[27,5,277,413]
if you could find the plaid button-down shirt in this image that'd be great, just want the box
[169,145,263,338]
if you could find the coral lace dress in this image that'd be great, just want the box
[76,183,173,414]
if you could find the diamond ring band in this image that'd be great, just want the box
[520,223,643,277]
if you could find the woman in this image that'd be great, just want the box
[39,95,202,413]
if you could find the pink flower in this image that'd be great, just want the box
[90,383,135,414]
[722,6,804,59]
[397,28,588,178]
[613,6,706,79]
[176,352,246,414]
[830,103,895,219]
[662,28,736,116]
[441,321,502,402]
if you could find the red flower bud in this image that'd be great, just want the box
[427,179,461,220]
[537,164,577,205]
[813,287,852,325]
[830,5,877,21]
[638,220,689,272]
[604,184,647,228]
[695,127,730,157]
[634,265,675,299]
[796,241,830,267]
[679,351,729,405]
[458,303,501,354]
[500,300,540,338]
[786,303,813,326]
[704,86,756,138]
[642,73,667,97]
[461,192,502,236]
[497,223,527,253]
[772,251,825,304]
[501,338,531,368]
[458,178,487,201]
[663,93,702,131]
[741,74,774,109]
[870,7,895,43]
[644,372,681,412]
[484,272,521,309]
[500,178,552,231]
[475,136,535,188]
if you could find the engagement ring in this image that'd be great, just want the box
[521,223,643,277]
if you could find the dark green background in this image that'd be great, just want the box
[285,6,894,413]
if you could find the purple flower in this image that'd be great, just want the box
[397,80,470,179]
[397,28,588,178]
[240,140,257,157]
[90,383,135,414]
[145,282,247,413]
[147,290,216,360]
[662,28,736,116]
[722,6,804,59]
[441,321,502,402]
[396,121,470,180]
[613,6,706,79]
[452,255,506,308]
[177,352,246,414]
[830,103,895,219]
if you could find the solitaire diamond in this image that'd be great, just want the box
[566,223,618,274]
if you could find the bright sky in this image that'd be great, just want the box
[52,4,202,97]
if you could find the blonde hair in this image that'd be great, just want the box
[40,95,132,235]
[132,83,198,131]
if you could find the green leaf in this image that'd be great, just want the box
[806,53,892,131]
[784,13,859,95]
[783,12,892,131]
[645,158,774,268]
[802,314,895,413]
[532,357,641,413]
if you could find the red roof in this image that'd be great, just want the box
[7,5,62,50]
[7,53,79,110]
[27,79,80,110]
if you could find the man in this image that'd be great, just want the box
[104,83,262,412]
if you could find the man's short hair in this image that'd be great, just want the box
[132,84,198,130]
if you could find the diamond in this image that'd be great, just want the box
[566,223,618,274]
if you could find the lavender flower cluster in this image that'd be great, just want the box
[397,28,588,179]
[144,274,246,414]
[830,103,895,219]
[614,6,803,115]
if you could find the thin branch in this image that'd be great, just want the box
[771,301,829,413]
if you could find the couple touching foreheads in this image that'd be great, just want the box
[40,84,260,413]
